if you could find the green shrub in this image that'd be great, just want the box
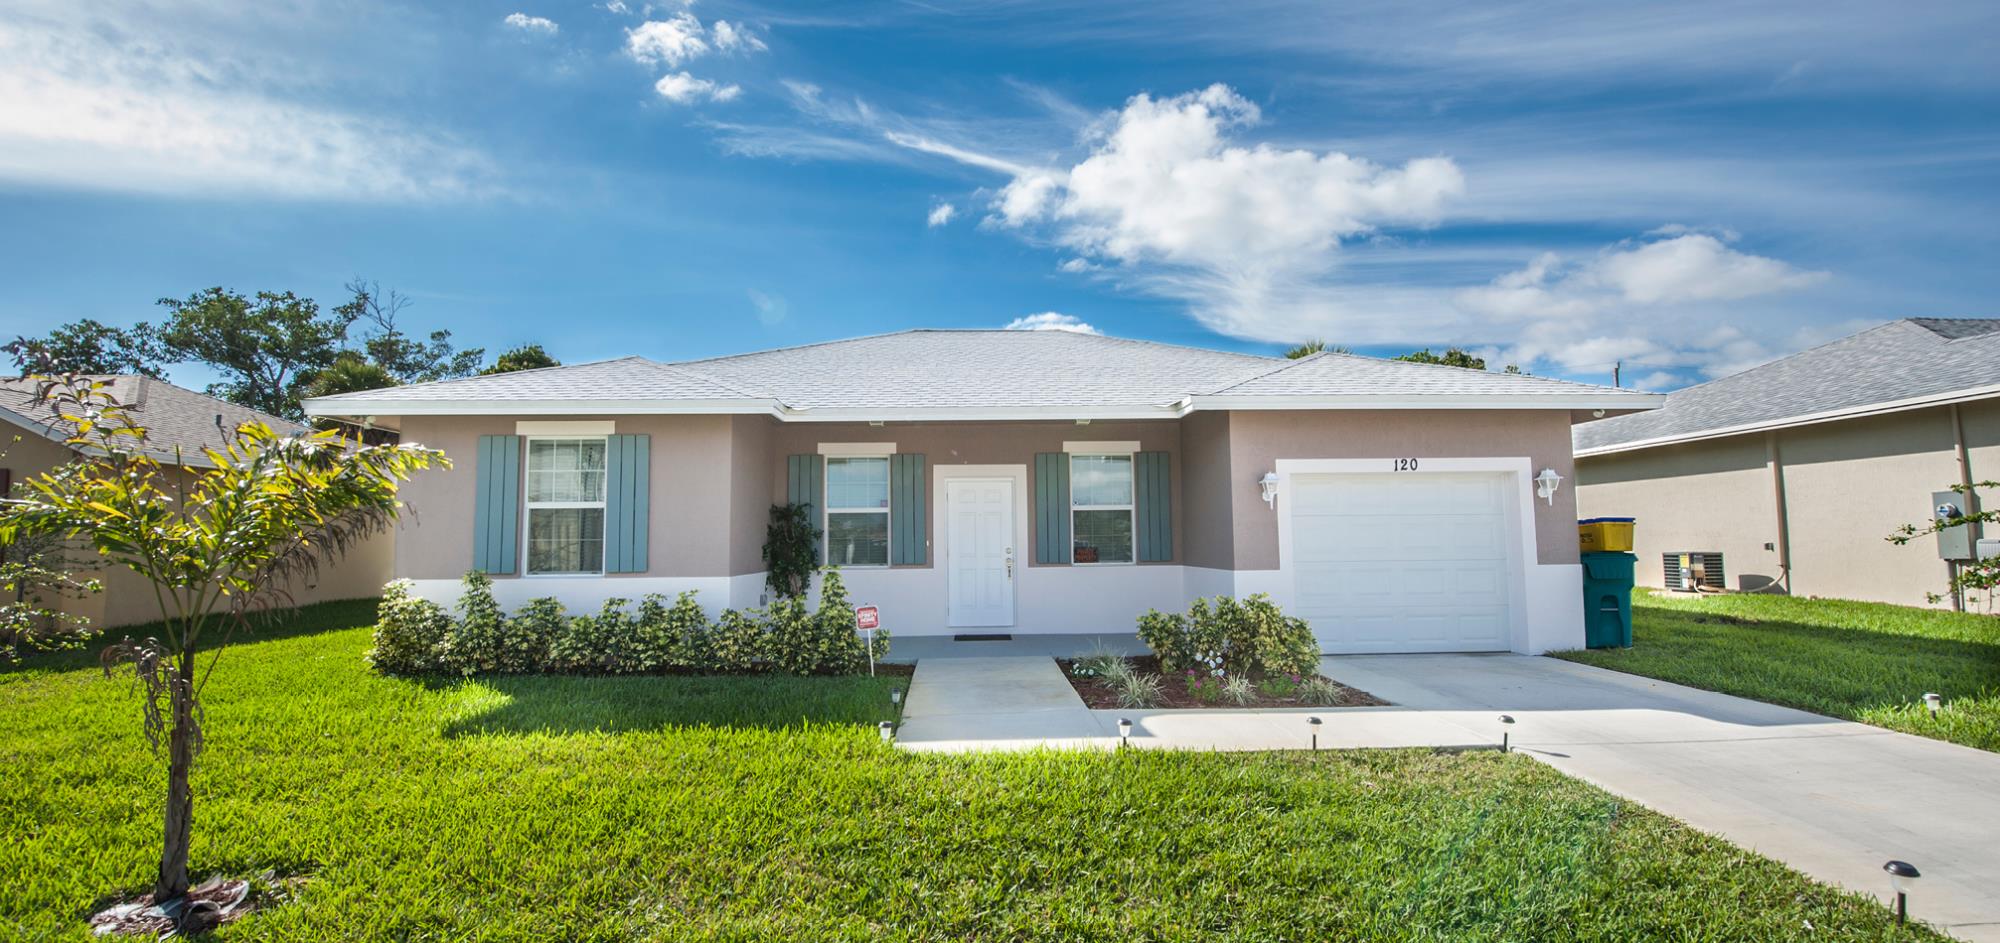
[764,569,886,675]
[440,571,512,675]
[1073,644,1124,679]
[552,599,649,673]
[1297,676,1348,707]
[1111,670,1163,709]
[710,608,766,672]
[662,591,713,670]
[368,580,452,674]
[1137,594,1317,681]
[1220,675,1256,707]
[631,595,679,670]
[506,597,568,669]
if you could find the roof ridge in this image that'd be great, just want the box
[645,360,773,401]
[672,329,929,366]
[1203,352,1329,395]
[674,327,1282,370]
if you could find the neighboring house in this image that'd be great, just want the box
[303,330,1659,654]
[1575,319,2000,608]
[0,375,395,628]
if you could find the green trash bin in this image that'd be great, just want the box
[1579,551,1637,648]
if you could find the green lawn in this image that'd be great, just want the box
[1555,591,2000,752]
[1,600,1942,941]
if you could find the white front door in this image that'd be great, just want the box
[946,478,1016,626]
[1291,472,1516,654]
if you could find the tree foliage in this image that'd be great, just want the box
[1395,347,1487,370]
[4,319,169,377]
[482,343,561,375]
[763,502,822,599]
[344,279,484,385]
[1284,340,1350,359]
[0,376,444,911]
[154,288,358,420]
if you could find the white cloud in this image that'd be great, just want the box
[653,72,739,104]
[989,84,1465,339]
[0,0,499,201]
[926,202,956,227]
[503,12,558,35]
[1458,233,1827,318]
[1004,312,1101,334]
[747,289,786,326]
[626,14,709,67]
[712,20,767,53]
[601,1,630,13]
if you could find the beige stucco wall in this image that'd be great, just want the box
[765,419,1185,569]
[1178,411,1236,570]
[393,414,741,580]
[1576,399,1998,608]
[1221,410,1581,568]
[1574,435,1783,591]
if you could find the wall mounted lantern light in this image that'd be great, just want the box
[1259,472,1280,509]
[1533,468,1564,506]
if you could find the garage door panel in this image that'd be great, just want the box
[1291,472,1516,654]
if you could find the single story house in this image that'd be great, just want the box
[303,330,1660,654]
[1575,318,2000,608]
[0,375,395,628]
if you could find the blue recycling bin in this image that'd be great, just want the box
[1580,551,1637,648]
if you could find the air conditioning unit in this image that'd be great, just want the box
[1663,551,1726,591]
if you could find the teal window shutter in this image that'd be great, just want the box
[1034,452,1071,564]
[472,435,520,575]
[1136,451,1172,562]
[785,454,825,569]
[605,434,651,573]
[890,453,926,565]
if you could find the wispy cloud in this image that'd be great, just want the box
[927,202,957,227]
[654,72,740,104]
[748,289,787,325]
[0,0,501,201]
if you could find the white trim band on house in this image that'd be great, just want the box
[1063,440,1141,454]
[818,442,898,456]
[516,420,617,436]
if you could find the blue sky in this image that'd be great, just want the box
[1,0,1994,390]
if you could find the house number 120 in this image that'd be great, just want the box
[1392,458,1420,472]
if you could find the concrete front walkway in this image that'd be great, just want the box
[895,651,2000,940]
[1326,654,2000,943]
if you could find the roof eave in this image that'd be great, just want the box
[1187,392,1668,413]
[1576,382,2000,458]
[300,397,787,418]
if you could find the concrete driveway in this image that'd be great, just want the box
[1325,654,2000,942]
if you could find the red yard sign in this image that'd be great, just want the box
[855,605,880,630]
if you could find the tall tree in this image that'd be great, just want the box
[0,378,442,917]
[343,279,483,384]
[300,352,400,400]
[482,343,561,375]
[155,288,356,420]
[3,319,168,377]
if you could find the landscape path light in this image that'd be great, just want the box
[890,687,903,707]
[1308,716,1322,751]
[879,721,895,744]
[1923,692,1941,716]
[1883,860,1920,925]
[1498,714,1515,753]
[1118,717,1133,749]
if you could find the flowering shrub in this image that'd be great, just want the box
[1137,594,1317,681]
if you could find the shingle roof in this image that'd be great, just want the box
[1573,319,2000,454]
[304,328,1658,418]
[0,375,306,467]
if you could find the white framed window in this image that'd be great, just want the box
[524,437,607,575]
[825,455,890,567]
[1070,453,1134,565]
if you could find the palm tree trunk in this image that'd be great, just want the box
[154,656,196,902]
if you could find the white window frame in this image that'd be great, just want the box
[824,454,892,569]
[522,435,609,577]
[1069,451,1137,566]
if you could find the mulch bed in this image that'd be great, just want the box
[1056,655,1388,710]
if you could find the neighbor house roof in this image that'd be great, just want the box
[305,329,1662,422]
[0,375,307,468]
[1574,319,2000,456]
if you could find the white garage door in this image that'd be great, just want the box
[1291,472,1516,654]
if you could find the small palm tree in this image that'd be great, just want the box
[0,377,444,914]
[1284,340,1350,359]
